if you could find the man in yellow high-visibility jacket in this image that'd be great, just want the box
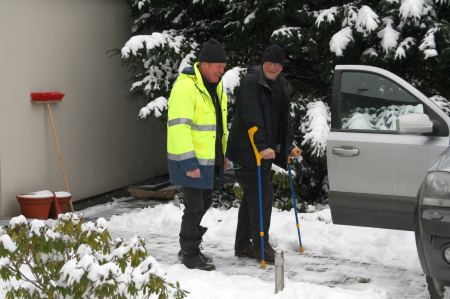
[167,39,229,271]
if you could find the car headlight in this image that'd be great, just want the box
[422,171,450,207]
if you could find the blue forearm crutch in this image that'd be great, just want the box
[248,126,266,269]
[287,158,304,253]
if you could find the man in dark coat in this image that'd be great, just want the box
[226,44,301,263]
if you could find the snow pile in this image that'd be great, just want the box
[301,101,330,157]
[107,204,421,271]
[164,266,385,299]
[82,201,423,298]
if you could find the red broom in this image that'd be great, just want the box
[31,92,74,212]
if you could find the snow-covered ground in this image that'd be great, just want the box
[81,198,428,299]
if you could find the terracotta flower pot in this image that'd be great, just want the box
[50,192,72,219]
[16,191,54,219]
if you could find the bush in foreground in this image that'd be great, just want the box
[0,214,186,299]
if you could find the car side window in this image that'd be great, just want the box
[340,72,425,131]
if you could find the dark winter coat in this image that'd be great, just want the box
[226,65,294,170]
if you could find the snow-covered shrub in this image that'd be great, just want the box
[271,170,307,212]
[121,31,197,121]
[342,104,424,130]
[301,101,330,158]
[0,214,186,299]
[213,177,241,209]
[430,95,450,116]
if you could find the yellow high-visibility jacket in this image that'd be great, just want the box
[167,62,228,189]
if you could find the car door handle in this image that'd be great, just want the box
[332,147,360,157]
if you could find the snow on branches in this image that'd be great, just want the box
[315,7,339,27]
[121,31,184,58]
[378,18,401,54]
[138,96,168,119]
[301,101,330,158]
[355,6,379,36]
[313,1,445,60]
[122,30,197,119]
[330,27,354,56]
[419,26,439,59]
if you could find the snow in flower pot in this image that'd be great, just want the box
[50,191,72,219]
[16,190,54,219]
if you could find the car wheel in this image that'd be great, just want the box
[427,276,450,299]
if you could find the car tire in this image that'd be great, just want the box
[427,276,450,299]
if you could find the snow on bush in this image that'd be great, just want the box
[395,37,416,59]
[121,31,184,58]
[430,95,450,116]
[378,18,400,53]
[222,67,245,102]
[271,27,302,39]
[419,26,439,59]
[355,6,379,36]
[315,7,339,27]
[301,101,330,157]
[0,214,186,299]
[330,27,354,56]
[342,104,424,130]
[399,0,431,21]
[138,96,168,119]
[122,29,197,119]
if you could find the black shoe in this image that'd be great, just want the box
[235,244,260,259]
[178,250,213,263]
[235,244,275,264]
[199,251,213,263]
[263,243,275,264]
[179,251,216,271]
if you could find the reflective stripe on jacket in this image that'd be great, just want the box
[167,62,228,189]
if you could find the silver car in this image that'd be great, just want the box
[326,65,450,298]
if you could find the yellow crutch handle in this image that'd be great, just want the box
[248,126,262,166]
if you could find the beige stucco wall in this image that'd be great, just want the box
[0,0,167,217]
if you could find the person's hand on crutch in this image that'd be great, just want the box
[289,146,301,158]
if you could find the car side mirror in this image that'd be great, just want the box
[396,114,433,134]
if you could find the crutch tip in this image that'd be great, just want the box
[260,260,267,269]
[298,246,304,253]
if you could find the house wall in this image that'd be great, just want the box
[0,0,167,217]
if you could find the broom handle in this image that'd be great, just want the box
[47,103,74,212]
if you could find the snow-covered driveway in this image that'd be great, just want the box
[82,199,429,299]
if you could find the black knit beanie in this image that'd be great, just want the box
[199,38,227,63]
[262,44,285,65]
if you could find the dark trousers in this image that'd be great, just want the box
[179,187,213,255]
[234,163,273,251]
